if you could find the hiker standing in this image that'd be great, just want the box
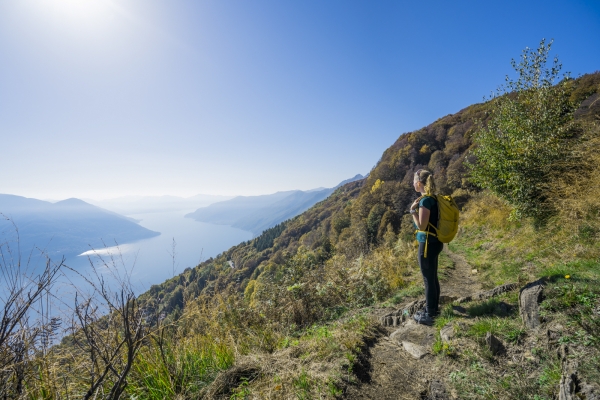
[410,169,443,325]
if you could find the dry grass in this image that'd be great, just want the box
[214,313,379,399]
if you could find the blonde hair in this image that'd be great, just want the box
[415,169,436,196]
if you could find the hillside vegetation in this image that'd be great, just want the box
[2,46,600,398]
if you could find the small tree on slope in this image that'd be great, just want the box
[469,39,577,223]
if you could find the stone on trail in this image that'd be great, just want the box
[547,323,564,345]
[455,282,518,304]
[440,323,455,343]
[579,382,600,400]
[559,369,578,400]
[390,321,435,359]
[426,379,449,400]
[519,279,545,329]
[390,322,436,349]
[477,282,517,300]
[558,344,579,400]
[439,295,458,304]
[485,332,505,355]
[402,341,428,359]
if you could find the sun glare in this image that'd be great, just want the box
[21,0,121,31]
[44,0,110,20]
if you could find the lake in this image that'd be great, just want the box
[1,208,252,336]
[63,209,254,294]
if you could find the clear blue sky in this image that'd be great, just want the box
[1,0,598,199]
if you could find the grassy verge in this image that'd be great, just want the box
[226,312,379,399]
[433,192,600,399]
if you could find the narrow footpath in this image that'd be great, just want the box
[344,246,480,399]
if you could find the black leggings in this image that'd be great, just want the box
[418,241,444,316]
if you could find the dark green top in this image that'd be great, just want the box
[414,196,439,243]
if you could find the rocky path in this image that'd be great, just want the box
[344,246,480,399]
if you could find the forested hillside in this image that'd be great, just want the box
[144,72,600,318]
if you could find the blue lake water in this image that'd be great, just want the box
[63,209,253,294]
[0,209,253,342]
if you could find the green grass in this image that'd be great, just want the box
[467,298,501,317]
[292,370,312,400]
[538,361,561,391]
[387,284,424,305]
[230,377,252,399]
[465,317,526,344]
[434,304,457,329]
[128,338,235,399]
[327,378,343,397]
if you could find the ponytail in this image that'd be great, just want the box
[415,169,436,196]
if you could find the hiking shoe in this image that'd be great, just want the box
[413,308,426,318]
[413,311,435,326]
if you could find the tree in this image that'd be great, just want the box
[469,39,577,222]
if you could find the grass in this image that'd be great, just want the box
[466,298,502,317]
[292,370,312,400]
[538,361,562,394]
[448,356,560,399]
[128,334,236,399]
[221,312,377,398]
[433,303,457,330]
[438,186,600,399]
[465,317,526,344]
[386,284,424,305]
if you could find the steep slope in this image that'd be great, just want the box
[145,72,600,318]
[41,72,600,399]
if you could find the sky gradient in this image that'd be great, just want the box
[1,0,599,199]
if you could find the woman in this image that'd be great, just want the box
[410,169,443,326]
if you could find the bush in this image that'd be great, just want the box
[469,39,578,223]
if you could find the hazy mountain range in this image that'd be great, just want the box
[0,194,159,259]
[86,194,234,215]
[0,176,364,262]
[185,174,365,235]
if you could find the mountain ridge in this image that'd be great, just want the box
[0,194,160,259]
[184,174,365,235]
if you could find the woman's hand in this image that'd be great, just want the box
[410,199,420,211]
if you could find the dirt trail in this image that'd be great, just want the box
[440,247,482,299]
[344,246,480,399]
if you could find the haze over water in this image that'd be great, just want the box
[63,209,252,294]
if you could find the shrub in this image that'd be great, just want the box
[469,39,578,223]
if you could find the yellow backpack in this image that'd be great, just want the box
[415,194,460,257]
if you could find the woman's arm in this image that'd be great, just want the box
[411,205,430,231]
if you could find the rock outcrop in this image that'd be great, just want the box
[519,279,545,329]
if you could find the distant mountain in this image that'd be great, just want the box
[86,194,233,215]
[185,175,364,235]
[0,194,160,259]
